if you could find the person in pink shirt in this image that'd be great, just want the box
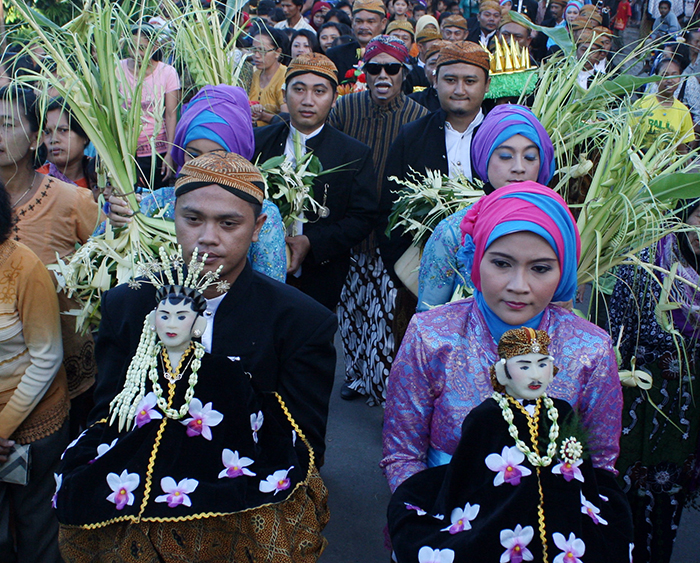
[119,23,180,190]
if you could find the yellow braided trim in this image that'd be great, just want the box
[510,397,548,562]
[66,392,318,530]
[537,469,548,563]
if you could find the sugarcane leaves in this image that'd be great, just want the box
[510,11,574,55]
[648,173,700,202]
[257,152,328,233]
[387,168,484,248]
[582,74,664,103]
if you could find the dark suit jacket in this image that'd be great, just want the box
[378,109,450,280]
[90,262,338,463]
[404,59,429,94]
[378,109,480,282]
[254,121,378,310]
[408,86,441,113]
[327,40,361,85]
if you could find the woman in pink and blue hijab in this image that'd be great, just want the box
[458,181,578,341]
[382,182,622,497]
[417,104,555,312]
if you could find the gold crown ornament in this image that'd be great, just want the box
[483,35,537,100]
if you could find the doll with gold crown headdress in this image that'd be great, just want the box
[387,327,633,563]
[52,247,328,563]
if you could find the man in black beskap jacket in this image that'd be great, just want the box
[254,53,378,311]
[90,152,337,467]
[379,40,490,281]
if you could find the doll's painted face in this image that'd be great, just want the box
[498,353,554,400]
[154,299,200,354]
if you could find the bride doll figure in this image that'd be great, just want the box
[54,248,328,563]
[388,327,633,563]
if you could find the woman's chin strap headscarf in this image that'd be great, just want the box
[172,85,255,172]
[458,182,580,340]
[470,104,556,187]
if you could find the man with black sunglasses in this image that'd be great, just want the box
[379,40,491,284]
[328,35,427,403]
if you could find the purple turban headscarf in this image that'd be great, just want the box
[471,104,555,186]
[171,85,254,172]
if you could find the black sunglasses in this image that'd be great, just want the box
[364,62,404,75]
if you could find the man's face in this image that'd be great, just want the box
[319,27,340,52]
[389,29,414,51]
[657,60,682,98]
[281,0,301,19]
[436,62,490,118]
[175,185,266,290]
[549,2,563,19]
[576,41,605,70]
[688,31,700,56]
[285,73,337,134]
[365,52,405,106]
[478,8,501,32]
[419,38,440,61]
[352,10,387,46]
[499,22,531,47]
[424,51,440,85]
[441,25,467,41]
[659,2,670,16]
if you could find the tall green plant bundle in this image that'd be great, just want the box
[162,0,251,91]
[11,0,178,330]
[387,42,700,290]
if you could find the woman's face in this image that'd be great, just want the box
[155,299,199,354]
[313,7,329,27]
[44,109,86,169]
[252,35,281,71]
[319,27,340,52]
[686,205,700,255]
[184,138,226,163]
[479,231,561,326]
[486,134,541,189]
[0,99,37,168]
[565,5,579,22]
[291,35,312,58]
[129,33,151,64]
[394,0,409,15]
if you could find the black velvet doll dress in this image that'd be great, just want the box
[388,396,634,563]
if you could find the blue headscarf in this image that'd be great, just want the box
[458,182,581,342]
[471,104,556,187]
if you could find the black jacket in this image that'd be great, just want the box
[90,262,338,463]
[408,86,441,113]
[378,109,453,280]
[254,121,378,310]
[326,40,362,85]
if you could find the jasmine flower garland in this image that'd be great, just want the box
[492,392,560,467]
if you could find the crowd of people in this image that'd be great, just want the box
[0,0,700,561]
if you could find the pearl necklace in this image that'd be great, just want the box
[492,391,560,467]
[150,342,204,419]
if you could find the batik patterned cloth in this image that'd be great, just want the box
[59,468,328,563]
[381,298,622,492]
[337,248,397,406]
[608,242,700,563]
